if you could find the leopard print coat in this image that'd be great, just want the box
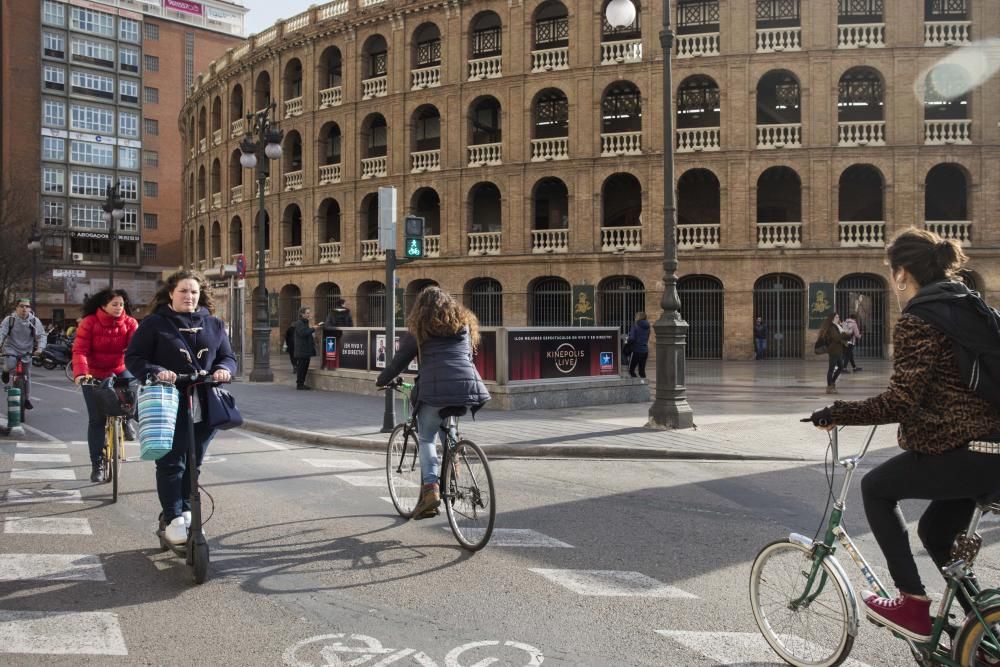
[829,314,1000,454]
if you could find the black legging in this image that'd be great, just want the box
[826,354,842,386]
[861,447,1000,598]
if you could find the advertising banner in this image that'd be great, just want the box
[337,330,369,370]
[164,0,203,16]
[472,330,497,382]
[323,336,338,370]
[808,282,835,328]
[572,285,596,326]
[507,329,619,381]
[370,331,418,373]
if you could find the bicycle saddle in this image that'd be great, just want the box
[438,406,467,418]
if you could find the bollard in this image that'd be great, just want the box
[6,387,25,435]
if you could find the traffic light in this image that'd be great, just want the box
[404,215,425,259]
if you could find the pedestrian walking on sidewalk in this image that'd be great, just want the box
[753,316,769,360]
[292,306,318,390]
[626,311,650,378]
[375,287,490,519]
[816,312,849,394]
[841,313,863,373]
[808,227,1000,643]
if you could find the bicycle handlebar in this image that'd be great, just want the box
[377,376,406,392]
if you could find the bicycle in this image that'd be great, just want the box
[2,352,33,424]
[80,376,135,503]
[749,425,1000,667]
[381,377,496,551]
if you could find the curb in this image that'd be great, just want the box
[240,419,807,462]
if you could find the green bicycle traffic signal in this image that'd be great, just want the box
[404,215,425,259]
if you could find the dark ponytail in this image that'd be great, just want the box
[886,227,967,286]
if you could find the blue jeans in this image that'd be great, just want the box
[754,338,767,360]
[415,403,445,485]
[155,397,216,523]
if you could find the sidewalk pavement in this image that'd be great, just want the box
[229,359,902,461]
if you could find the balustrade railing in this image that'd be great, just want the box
[362,76,388,100]
[360,239,385,261]
[212,129,222,146]
[254,249,271,267]
[531,137,569,161]
[318,163,342,184]
[361,0,384,6]
[411,149,441,173]
[676,224,720,249]
[757,222,802,248]
[925,220,971,247]
[284,170,303,191]
[600,226,642,252]
[319,86,343,108]
[468,231,501,255]
[411,66,441,90]
[468,55,502,81]
[284,97,303,118]
[601,131,642,156]
[675,33,719,58]
[198,198,206,213]
[468,143,502,167]
[283,246,304,266]
[531,229,568,253]
[254,177,271,196]
[924,21,971,46]
[318,0,348,19]
[756,123,802,149]
[756,27,801,53]
[256,26,278,46]
[212,256,223,267]
[284,12,310,33]
[230,185,243,204]
[230,118,245,138]
[839,221,885,247]
[423,235,441,258]
[318,241,342,264]
[838,120,886,146]
[837,23,885,48]
[600,39,643,64]
[361,156,387,179]
[211,192,222,209]
[677,127,721,152]
[924,119,971,145]
[531,47,569,72]
[199,138,207,153]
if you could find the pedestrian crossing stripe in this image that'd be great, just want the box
[2,489,83,504]
[9,468,76,480]
[0,610,127,656]
[655,630,874,667]
[14,442,68,449]
[302,458,379,470]
[529,569,697,598]
[13,453,71,463]
[0,554,106,581]
[3,517,93,535]
[446,528,574,548]
[337,474,412,487]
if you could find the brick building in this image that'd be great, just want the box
[180,0,999,360]
[0,0,246,323]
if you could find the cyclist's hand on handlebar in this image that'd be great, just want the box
[74,374,92,386]
[156,370,178,383]
[803,407,835,431]
[211,368,231,383]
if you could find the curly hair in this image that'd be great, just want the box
[149,270,215,314]
[81,288,133,318]
[405,286,480,349]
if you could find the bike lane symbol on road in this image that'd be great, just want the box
[283,633,544,667]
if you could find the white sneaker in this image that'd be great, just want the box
[164,517,187,545]
[182,511,191,528]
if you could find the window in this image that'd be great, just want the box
[119,18,140,43]
[143,181,158,197]
[70,140,114,167]
[120,79,139,104]
[43,167,65,194]
[120,208,138,232]
[43,200,65,227]
[143,213,158,229]
[144,54,159,72]
[43,32,65,59]
[143,118,159,136]
[71,38,115,68]
[144,22,159,41]
[44,237,65,260]
[43,1,65,26]
[143,86,159,104]
[70,104,114,133]
[71,170,114,197]
[120,47,140,73]
[119,176,138,201]
[43,65,65,91]
[119,146,140,170]
[119,111,139,137]
[71,70,115,100]
[142,243,158,260]
[43,99,66,127]
[143,150,159,167]
[70,202,107,229]
[43,136,66,161]
[71,7,115,37]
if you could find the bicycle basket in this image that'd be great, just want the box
[89,377,136,417]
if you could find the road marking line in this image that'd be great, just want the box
[302,458,378,470]
[528,569,697,598]
[10,468,76,481]
[22,423,62,442]
[239,431,289,450]
[15,442,68,449]
[655,630,873,667]
[0,554,106,581]
[0,610,127,655]
[3,517,92,535]
[443,528,574,548]
[32,380,80,395]
[70,441,87,445]
[14,453,71,463]
[2,489,83,504]
[61,407,78,414]
[337,474,410,487]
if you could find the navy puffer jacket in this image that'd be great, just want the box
[125,305,237,380]
[627,319,651,354]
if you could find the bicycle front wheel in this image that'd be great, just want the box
[386,424,421,517]
[13,377,26,424]
[750,539,855,667]
[111,419,122,503]
[443,439,495,551]
[64,361,74,383]
[953,602,1000,667]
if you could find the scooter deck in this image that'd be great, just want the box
[155,529,188,555]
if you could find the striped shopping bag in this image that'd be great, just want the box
[137,383,180,461]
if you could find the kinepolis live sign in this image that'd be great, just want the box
[507,328,619,381]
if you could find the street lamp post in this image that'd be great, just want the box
[101,183,125,289]
[606,0,693,428]
[27,228,42,308]
[239,102,284,383]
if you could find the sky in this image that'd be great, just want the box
[240,0,314,36]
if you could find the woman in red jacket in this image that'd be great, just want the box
[73,288,138,482]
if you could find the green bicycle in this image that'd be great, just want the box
[749,426,1000,667]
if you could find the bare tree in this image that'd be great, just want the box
[0,180,36,314]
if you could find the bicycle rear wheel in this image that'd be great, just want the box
[749,539,855,667]
[953,602,1000,667]
[442,439,495,551]
[65,361,74,383]
[102,420,113,491]
[386,423,421,517]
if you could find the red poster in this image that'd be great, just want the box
[164,0,203,16]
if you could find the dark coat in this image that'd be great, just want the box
[292,318,317,358]
[377,329,490,409]
[627,319,651,355]
[125,305,237,380]
[324,307,353,334]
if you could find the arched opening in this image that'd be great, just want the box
[282,204,302,250]
[836,274,887,359]
[601,0,640,42]
[315,282,342,321]
[278,284,301,335]
[925,163,968,221]
[412,105,441,152]
[753,273,805,359]
[198,106,207,142]
[598,276,645,336]
[838,164,883,221]
[678,275,724,359]
[469,182,501,254]
[838,66,884,122]
[677,75,720,128]
[319,122,342,166]
[197,165,206,202]
[211,158,221,196]
[532,1,569,50]
[601,81,642,134]
[211,96,222,134]
[318,198,341,243]
[925,0,967,21]
[319,46,343,90]
[601,173,642,229]
[361,193,379,240]
[229,149,243,189]
[412,23,442,70]
[464,278,502,326]
[757,166,801,223]
[283,58,303,100]
[210,220,221,260]
[532,88,569,139]
[756,0,800,29]
[411,188,441,236]
[756,70,800,124]
[923,65,970,121]
[253,209,271,253]
[532,177,569,230]
[404,279,440,316]
[362,35,388,81]
[469,12,502,60]
[357,281,386,327]
[197,226,206,261]
[361,113,388,158]
[229,216,243,255]
[677,168,720,224]
[530,276,571,326]
[282,130,302,172]
[254,71,271,111]
[230,84,243,124]
[469,96,502,146]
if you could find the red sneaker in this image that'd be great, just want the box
[862,591,933,642]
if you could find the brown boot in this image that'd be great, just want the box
[826,385,838,394]
[413,483,440,519]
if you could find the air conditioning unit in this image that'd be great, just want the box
[71,252,84,261]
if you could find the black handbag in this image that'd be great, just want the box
[205,385,243,430]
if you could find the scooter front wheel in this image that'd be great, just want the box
[191,537,209,584]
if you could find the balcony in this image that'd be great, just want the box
[254,177,271,196]
[925,21,971,46]
[423,235,441,258]
[198,198,206,213]
[254,249,271,267]
[361,0,384,6]
[360,239,385,261]
[283,246,304,266]
[468,55,502,81]
[284,170,303,191]
[361,156,387,179]
[600,226,642,252]
[924,119,971,145]
[319,86,343,108]
[362,76,387,100]
[199,138,207,153]
[411,66,441,90]
[468,231,501,256]
[838,121,886,147]
[531,229,568,253]
[212,256,223,267]
[284,97,303,118]
[757,222,802,249]
[837,23,885,48]
[531,47,569,72]
[411,149,441,173]
[318,241,342,264]
[600,131,642,156]
[756,27,801,53]
[839,221,885,247]
[601,39,643,64]
[676,127,720,152]
[231,184,244,204]
[756,123,802,149]
[675,33,719,58]
[318,164,342,184]
[211,192,222,209]
[925,221,971,247]
[231,118,245,138]
[212,129,222,146]
[676,224,720,249]
[468,143,502,167]
[318,1,348,19]
[189,204,195,218]
[530,137,568,162]
[198,259,207,271]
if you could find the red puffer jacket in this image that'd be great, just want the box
[72,309,139,379]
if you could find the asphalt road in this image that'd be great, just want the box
[2,367,998,665]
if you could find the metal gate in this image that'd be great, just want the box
[753,273,805,359]
[357,282,386,327]
[836,274,885,359]
[598,276,645,336]
[531,277,571,326]
[678,275,724,359]
[466,278,503,326]
[314,282,342,320]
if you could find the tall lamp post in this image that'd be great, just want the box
[27,228,42,308]
[606,0,693,428]
[101,183,125,289]
[239,102,284,383]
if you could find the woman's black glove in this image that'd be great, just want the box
[809,407,834,428]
